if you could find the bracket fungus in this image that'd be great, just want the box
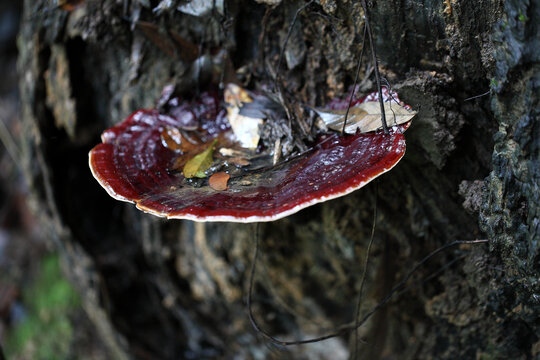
[89,86,414,222]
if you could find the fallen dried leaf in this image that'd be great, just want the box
[314,101,416,134]
[209,172,230,191]
[183,139,217,178]
[161,127,203,153]
[161,127,183,151]
[225,84,263,149]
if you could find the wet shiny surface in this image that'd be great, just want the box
[89,91,409,222]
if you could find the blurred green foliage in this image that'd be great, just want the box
[5,255,80,360]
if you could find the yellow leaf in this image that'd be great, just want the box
[314,101,416,134]
[183,139,217,178]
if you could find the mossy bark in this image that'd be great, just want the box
[18,0,538,359]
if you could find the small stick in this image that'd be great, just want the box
[342,23,367,135]
[248,223,350,346]
[247,234,488,346]
[464,90,490,101]
[349,240,489,332]
[380,79,398,125]
[352,181,378,358]
[360,0,388,134]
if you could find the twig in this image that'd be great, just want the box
[360,0,388,134]
[349,240,489,332]
[342,23,367,135]
[248,223,350,346]
[464,90,491,101]
[247,235,488,346]
[380,79,398,126]
[352,181,378,358]
[393,255,466,299]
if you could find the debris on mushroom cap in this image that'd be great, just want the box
[313,101,416,134]
[209,172,230,191]
[183,139,218,178]
[224,84,263,149]
[89,87,414,222]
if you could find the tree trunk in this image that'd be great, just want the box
[18,0,539,359]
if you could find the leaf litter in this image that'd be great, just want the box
[89,77,414,222]
[161,83,416,192]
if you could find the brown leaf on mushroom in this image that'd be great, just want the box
[209,172,230,191]
[161,127,204,153]
[160,127,184,151]
[313,101,416,134]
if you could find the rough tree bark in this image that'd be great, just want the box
[18,0,539,359]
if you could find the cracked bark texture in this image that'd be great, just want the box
[17,0,538,359]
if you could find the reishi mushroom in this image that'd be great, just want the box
[89,87,412,222]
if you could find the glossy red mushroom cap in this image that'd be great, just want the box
[89,89,411,222]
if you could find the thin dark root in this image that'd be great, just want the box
[342,23,368,135]
[394,254,466,299]
[248,223,350,346]
[352,181,378,358]
[247,228,488,347]
[380,78,398,127]
[360,0,389,134]
[273,0,314,91]
[346,239,489,333]
[464,90,491,101]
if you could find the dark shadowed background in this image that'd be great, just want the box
[2,0,539,359]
